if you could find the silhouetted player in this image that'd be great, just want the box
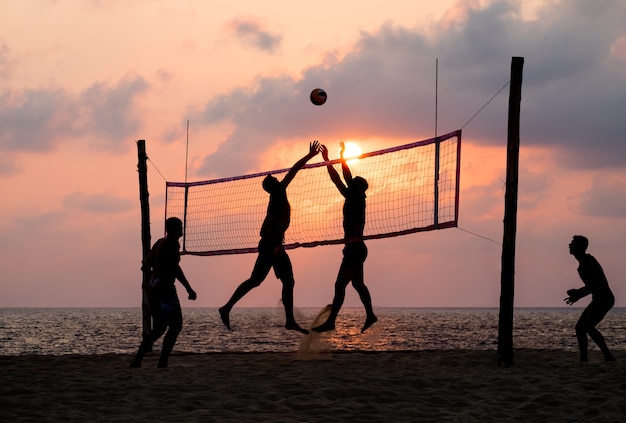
[313,142,377,333]
[131,217,197,368]
[564,235,616,362]
[219,141,320,334]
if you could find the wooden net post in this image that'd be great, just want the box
[498,57,524,367]
[137,140,152,337]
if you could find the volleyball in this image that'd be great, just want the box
[310,88,327,106]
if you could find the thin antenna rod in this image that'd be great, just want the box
[435,58,438,138]
[433,58,440,228]
[185,119,189,184]
[183,119,190,252]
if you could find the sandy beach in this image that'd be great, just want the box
[1,349,625,422]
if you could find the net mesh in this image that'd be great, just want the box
[165,130,461,256]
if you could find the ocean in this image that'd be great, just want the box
[1,307,625,356]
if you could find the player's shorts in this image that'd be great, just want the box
[146,278,180,326]
[342,241,368,266]
[257,238,293,280]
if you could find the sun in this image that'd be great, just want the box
[342,142,362,164]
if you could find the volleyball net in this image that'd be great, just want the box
[165,129,461,256]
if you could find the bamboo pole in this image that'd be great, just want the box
[498,57,524,367]
[137,139,152,337]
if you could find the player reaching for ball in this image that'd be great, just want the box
[219,141,321,334]
[313,142,377,333]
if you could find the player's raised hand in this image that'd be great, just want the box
[320,144,329,161]
[309,140,321,156]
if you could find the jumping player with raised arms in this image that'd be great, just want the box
[313,142,377,333]
[219,141,321,334]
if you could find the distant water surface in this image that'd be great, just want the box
[1,307,626,356]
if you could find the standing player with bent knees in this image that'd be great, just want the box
[130,217,197,368]
[564,235,616,362]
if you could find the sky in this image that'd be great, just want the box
[1,0,625,309]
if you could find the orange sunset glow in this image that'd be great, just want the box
[342,142,362,164]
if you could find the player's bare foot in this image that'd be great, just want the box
[219,306,231,330]
[361,315,378,333]
[285,322,309,335]
[312,321,335,333]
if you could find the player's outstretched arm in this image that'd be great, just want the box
[282,140,320,187]
[339,141,354,184]
[321,144,347,195]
